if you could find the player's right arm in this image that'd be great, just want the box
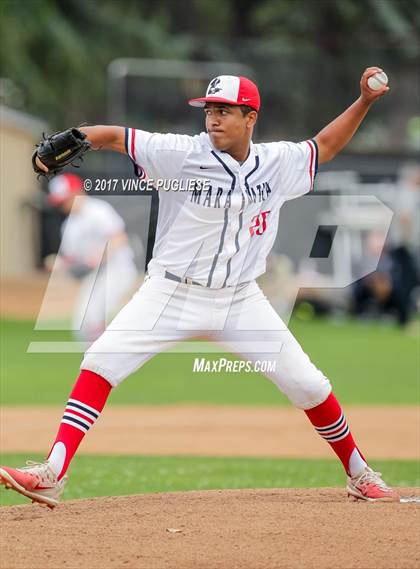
[79,126,126,153]
[35,126,126,172]
[36,126,194,179]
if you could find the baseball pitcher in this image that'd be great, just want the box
[0,68,400,507]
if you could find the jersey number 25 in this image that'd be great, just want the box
[249,210,270,236]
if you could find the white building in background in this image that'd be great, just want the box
[0,105,47,277]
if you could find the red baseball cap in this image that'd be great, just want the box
[48,173,84,206]
[188,75,260,112]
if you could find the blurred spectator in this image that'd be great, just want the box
[352,227,418,326]
[45,174,138,343]
[392,163,420,267]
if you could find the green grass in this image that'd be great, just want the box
[1,454,418,506]
[1,318,419,405]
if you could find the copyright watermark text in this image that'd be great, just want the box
[83,178,210,193]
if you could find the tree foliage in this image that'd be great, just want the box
[0,0,190,125]
[0,0,419,127]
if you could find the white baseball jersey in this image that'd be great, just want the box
[60,197,127,265]
[125,128,317,288]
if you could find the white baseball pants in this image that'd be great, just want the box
[81,275,331,409]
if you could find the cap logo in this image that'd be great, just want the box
[207,77,222,95]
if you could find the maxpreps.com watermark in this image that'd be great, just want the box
[83,178,210,193]
[193,357,276,373]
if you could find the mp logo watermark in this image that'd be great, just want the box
[28,192,393,354]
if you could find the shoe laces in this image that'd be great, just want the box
[353,467,390,491]
[21,461,56,482]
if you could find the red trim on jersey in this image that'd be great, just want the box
[130,128,136,162]
[126,128,147,180]
[306,140,315,192]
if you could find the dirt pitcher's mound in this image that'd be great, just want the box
[1,488,419,569]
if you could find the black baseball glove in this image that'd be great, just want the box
[32,128,91,178]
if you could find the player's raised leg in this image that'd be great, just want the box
[215,281,400,502]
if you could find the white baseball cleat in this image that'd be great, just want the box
[347,466,400,502]
[0,461,67,509]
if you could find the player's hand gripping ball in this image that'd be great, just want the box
[367,71,388,91]
[360,67,389,104]
[32,128,91,178]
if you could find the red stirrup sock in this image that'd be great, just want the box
[47,370,112,480]
[304,392,367,476]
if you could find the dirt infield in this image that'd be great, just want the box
[1,406,419,568]
[3,265,419,569]
[1,488,419,569]
[1,405,418,459]
[0,274,77,319]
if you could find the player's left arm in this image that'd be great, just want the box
[314,67,389,164]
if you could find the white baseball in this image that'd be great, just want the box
[367,71,388,91]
